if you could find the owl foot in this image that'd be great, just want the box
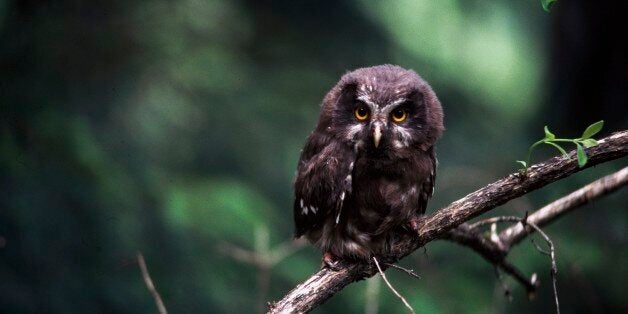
[321,252,341,270]
[408,216,427,234]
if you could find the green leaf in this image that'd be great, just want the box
[516,160,527,168]
[581,120,604,139]
[541,0,557,12]
[545,141,568,157]
[576,143,588,167]
[544,126,555,140]
[581,138,599,148]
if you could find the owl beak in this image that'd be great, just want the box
[373,124,382,148]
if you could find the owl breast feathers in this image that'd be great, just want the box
[293,64,444,261]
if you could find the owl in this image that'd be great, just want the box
[293,65,444,267]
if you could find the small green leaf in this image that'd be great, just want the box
[516,160,527,168]
[545,142,568,157]
[581,138,599,148]
[544,126,555,140]
[581,120,604,139]
[541,0,557,12]
[576,143,588,167]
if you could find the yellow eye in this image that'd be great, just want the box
[354,106,369,121]
[391,108,407,122]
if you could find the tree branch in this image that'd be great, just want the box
[441,165,627,297]
[269,130,627,313]
[441,222,538,295]
[499,166,628,247]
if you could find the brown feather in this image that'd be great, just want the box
[293,65,444,261]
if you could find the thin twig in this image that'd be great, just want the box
[495,257,538,297]
[218,242,263,265]
[383,263,422,280]
[219,238,307,268]
[372,257,415,314]
[522,220,560,314]
[219,235,306,313]
[493,267,512,300]
[137,252,168,314]
[269,238,308,264]
[469,216,520,229]
[530,239,550,256]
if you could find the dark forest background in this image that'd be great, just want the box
[1,1,626,313]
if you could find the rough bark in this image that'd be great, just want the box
[500,166,628,247]
[269,130,627,314]
[440,166,627,295]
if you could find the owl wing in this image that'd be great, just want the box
[417,152,437,215]
[293,132,354,238]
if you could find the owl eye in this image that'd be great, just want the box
[354,105,370,121]
[391,108,407,123]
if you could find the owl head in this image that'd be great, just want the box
[317,65,444,154]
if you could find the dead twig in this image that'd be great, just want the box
[522,220,560,314]
[137,252,168,314]
[469,216,520,229]
[219,226,306,314]
[530,239,550,256]
[372,257,415,314]
[493,266,513,300]
[383,262,422,280]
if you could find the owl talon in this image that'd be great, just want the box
[322,252,341,270]
[408,216,426,234]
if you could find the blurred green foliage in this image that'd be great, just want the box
[1,1,626,313]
